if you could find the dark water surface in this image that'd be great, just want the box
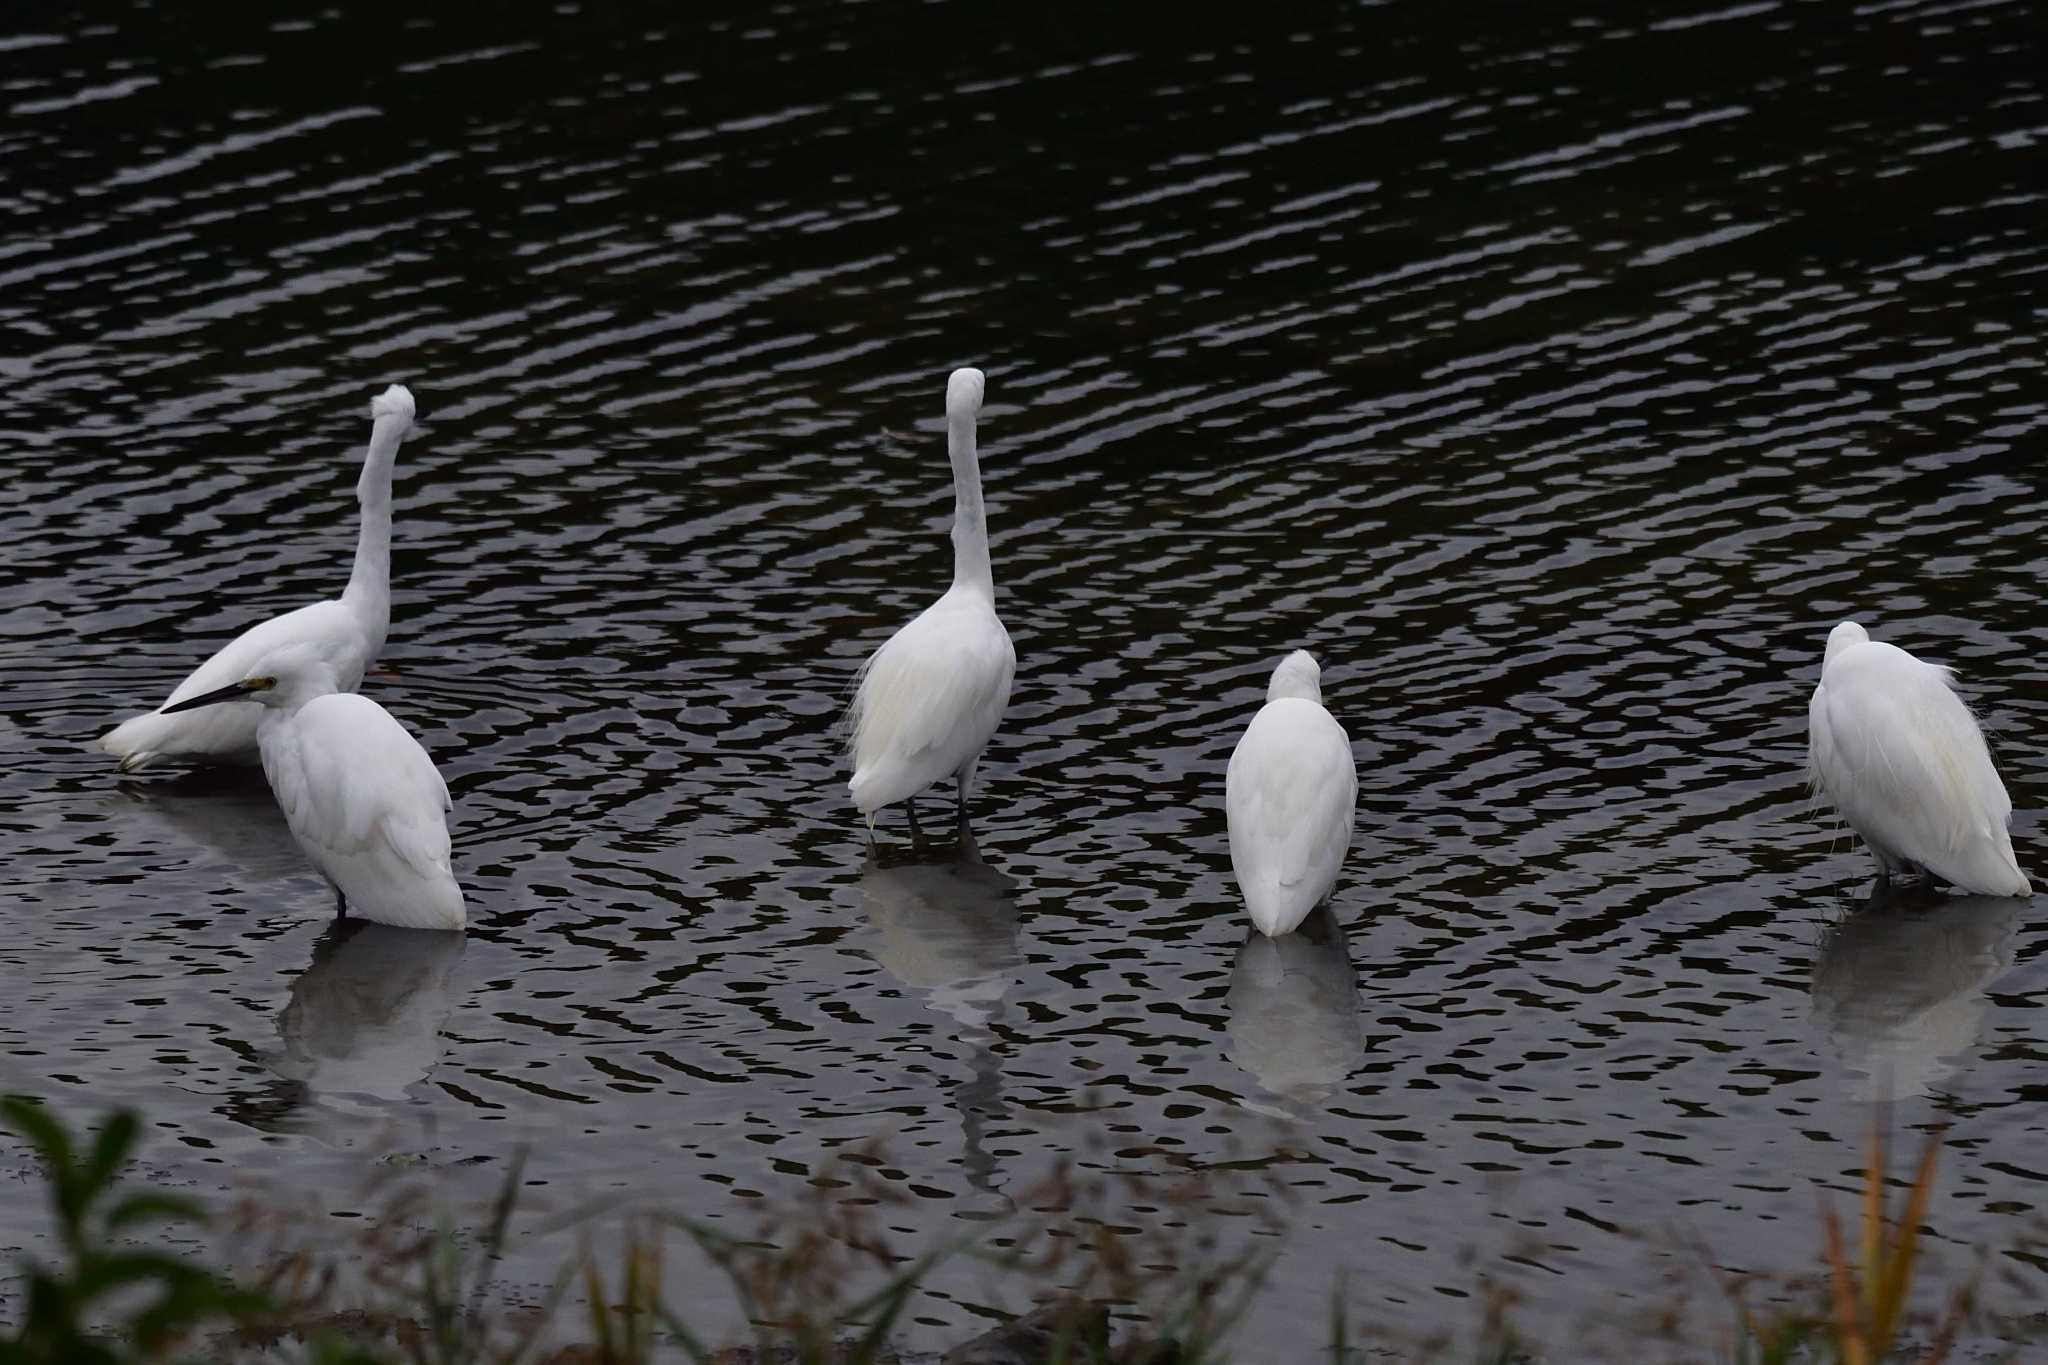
[5,0,2048,1354]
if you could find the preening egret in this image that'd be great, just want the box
[1808,621,2031,897]
[845,368,1015,836]
[1226,650,1357,936]
[99,385,417,772]
[161,642,465,930]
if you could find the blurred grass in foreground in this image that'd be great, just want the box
[0,1094,2029,1363]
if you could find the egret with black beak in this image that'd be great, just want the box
[163,642,465,930]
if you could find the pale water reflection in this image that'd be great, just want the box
[858,837,1021,1020]
[108,770,304,883]
[1810,893,2022,1103]
[1225,906,1362,1108]
[859,838,1019,1198]
[271,923,468,1110]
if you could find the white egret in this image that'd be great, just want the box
[99,384,417,772]
[1226,650,1358,937]
[1808,621,2031,897]
[160,642,465,930]
[845,368,1015,837]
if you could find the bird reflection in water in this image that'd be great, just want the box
[271,919,468,1109]
[110,767,307,883]
[1809,889,2020,1101]
[859,833,1020,1194]
[1225,904,1363,1108]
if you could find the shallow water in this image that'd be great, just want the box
[5,0,2048,1354]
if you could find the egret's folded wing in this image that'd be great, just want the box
[1818,662,2008,852]
[163,601,368,706]
[276,694,452,875]
[853,609,1015,765]
[1228,703,1358,893]
[100,600,370,768]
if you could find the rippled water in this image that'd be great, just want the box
[5,0,2048,1354]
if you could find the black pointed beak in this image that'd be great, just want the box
[161,680,261,714]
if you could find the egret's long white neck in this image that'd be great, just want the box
[341,410,408,634]
[948,407,994,598]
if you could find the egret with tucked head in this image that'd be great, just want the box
[845,368,1015,838]
[1808,621,2030,897]
[100,384,418,772]
[1226,650,1358,937]
[162,642,465,930]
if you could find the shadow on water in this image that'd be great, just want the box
[1224,904,1363,1111]
[1809,889,2021,1103]
[859,833,1019,1196]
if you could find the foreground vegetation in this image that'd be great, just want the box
[0,1095,2021,1363]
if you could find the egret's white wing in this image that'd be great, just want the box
[267,693,463,929]
[100,599,373,770]
[848,590,1015,810]
[1812,641,2026,895]
[1227,698,1357,936]
[164,602,372,705]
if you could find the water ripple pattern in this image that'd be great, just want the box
[4,0,2047,1351]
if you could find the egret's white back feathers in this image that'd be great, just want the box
[262,690,464,930]
[99,384,417,772]
[160,641,465,931]
[1226,650,1358,936]
[1808,621,2030,897]
[846,368,1015,819]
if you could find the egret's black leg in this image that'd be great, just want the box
[334,886,349,920]
[955,774,970,838]
[905,796,924,840]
